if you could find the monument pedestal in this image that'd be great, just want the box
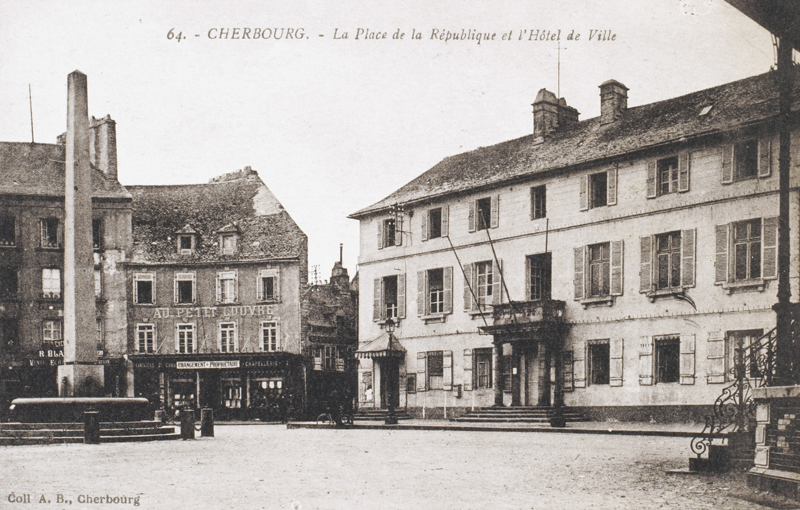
[58,364,105,397]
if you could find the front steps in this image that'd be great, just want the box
[353,409,412,421]
[452,406,589,424]
[0,421,181,445]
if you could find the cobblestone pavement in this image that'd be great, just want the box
[2,425,800,510]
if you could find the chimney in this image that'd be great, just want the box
[89,115,118,181]
[533,89,580,139]
[599,80,628,124]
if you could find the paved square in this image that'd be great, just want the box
[1,426,797,509]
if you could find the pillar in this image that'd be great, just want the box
[492,342,504,406]
[537,342,551,407]
[510,344,521,406]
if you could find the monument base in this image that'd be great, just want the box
[58,364,105,397]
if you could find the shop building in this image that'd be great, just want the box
[350,69,800,421]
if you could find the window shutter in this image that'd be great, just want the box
[463,349,473,391]
[373,278,382,321]
[215,273,222,303]
[525,256,532,300]
[397,273,406,319]
[562,351,574,392]
[579,175,589,211]
[417,352,427,391]
[394,215,403,246]
[707,331,726,384]
[463,263,473,311]
[233,271,239,302]
[417,271,426,316]
[640,236,653,293]
[762,216,778,279]
[758,135,772,178]
[377,220,383,249]
[529,187,536,220]
[680,334,696,385]
[646,160,657,198]
[573,246,585,300]
[492,259,502,305]
[681,229,696,288]
[443,266,453,314]
[441,205,449,237]
[610,240,623,296]
[421,210,428,241]
[721,144,734,184]
[313,349,322,371]
[468,201,476,232]
[678,152,690,192]
[715,224,729,284]
[638,336,654,386]
[573,341,586,388]
[443,350,453,390]
[490,194,500,228]
[610,338,624,387]
[273,268,281,301]
[606,166,617,206]
[275,322,282,351]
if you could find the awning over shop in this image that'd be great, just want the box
[355,334,406,360]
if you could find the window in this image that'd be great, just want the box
[575,241,623,302]
[427,351,443,390]
[475,262,493,308]
[176,323,195,354]
[96,318,104,351]
[0,267,18,300]
[136,324,155,353]
[427,208,443,240]
[655,336,680,383]
[383,275,398,319]
[374,274,406,321]
[92,219,103,250]
[658,157,679,195]
[261,321,280,352]
[588,243,610,297]
[177,234,195,255]
[727,329,764,380]
[217,271,237,304]
[476,197,491,231]
[418,267,453,318]
[406,374,416,394]
[641,230,696,294]
[40,218,58,248]
[174,273,195,304]
[428,268,444,314]
[379,217,402,248]
[501,355,513,392]
[733,219,761,282]
[134,273,155,304]
[734,139,758,181]
[589,341,610,385]
[656,232,681,289]
[469,195,499,232]
[221,234,237,255]
[527,253,551,301]
[219,323,237,353]
[94,269,102,298]
[43,319,62,342]
[42,268,60,299]
[715,218,777,286]
[258,269,280,301]
[530,185,546,219]
[0,216,15,246]
[474,348,492,389]
[580,168,617,210]
[590,172,607,208]
[0,319,18,352]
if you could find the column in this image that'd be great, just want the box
[492,341,504,406]
[510,344,520,407]
[537,341,551,406]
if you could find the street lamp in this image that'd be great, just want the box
[384,318,398,425]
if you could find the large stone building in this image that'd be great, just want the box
[350,68,800,421]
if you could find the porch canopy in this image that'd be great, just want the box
[355,334,406,360]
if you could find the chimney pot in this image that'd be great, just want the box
[532,88,579,138]
[599,79,628,124]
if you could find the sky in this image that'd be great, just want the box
[0,0,777,279]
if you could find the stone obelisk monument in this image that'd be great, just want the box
[57,71,104,396]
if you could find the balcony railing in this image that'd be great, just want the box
[491,299,565,327]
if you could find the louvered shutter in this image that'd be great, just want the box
[373,278,382,321]
[443,267,453,314]
[377,220,383,249]
[562,351,574,392]
[573,246,585,300]
[397,273,406,318]
[758,135,772,178]
[272,268,281,301]
[463,349,473,391]
[443,350,453,390]
[573,341,586,388]
[762,216,778,279]
[417,352,427,391]
[490,194,500,228]
[640,236,653,293]
[680,334,696,385]
[394,215,403,246]
[646,160,657,199]
[715,224,729,284]
[721,144,734,184]
[468,201,476,232]
[607,166,618,206]
[417,271,426,316]
[579,175,589,211]
[492,259,502,305]
[215,273,222,303]
[421,209,429,241]
[525,256,532,300]
[463,263,473,311]
[610,240,623,296]
[441,205,449,237]
[681,229,696,288]
[707,331,725,384]
[610,338,624,387]
[638,336,654,386]
[678,152,690,192]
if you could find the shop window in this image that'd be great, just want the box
[427,350,443,390]
[530,185,546,219]
[40,218,59,248]
[43,319,62,342]
[261,321,280,352]
[176,323,195,354]
[174,273,195,304]
[589,341,610,385]
[527,253,551,301]
[216,271,237,304]
[655,336,680,383]
[222,383,242,409]
[258,269,280,301]
[219,323,237,353]
[134,273,155,304]
[0,267,18,300]
[136,324,155,353]
[0,216,15,246]
[92,218,103,250]
[42,268,61,299]
[474,348,492,389]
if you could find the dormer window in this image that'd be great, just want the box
[178,235,194,255]
[221,234,237,255]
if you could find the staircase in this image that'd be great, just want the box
[353,409,413,421]
[452,406,588,424]
[0,421,181,445]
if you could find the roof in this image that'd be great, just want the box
[350,69,800,218]
[127,168,307,264]
[354,334,406,359]
[0,142,130,199]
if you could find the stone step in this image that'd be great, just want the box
[0,432,182,446]
[0,420,164,431]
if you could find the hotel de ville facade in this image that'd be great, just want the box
[350,68,800,422]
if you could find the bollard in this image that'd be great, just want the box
[84,410,100,444]
[154,409,165,423]
[180,408,195,440]
[200,408,214,437]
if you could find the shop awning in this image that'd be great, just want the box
[355,334,405,359]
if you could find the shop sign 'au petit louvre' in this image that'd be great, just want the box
[151,305,277,320]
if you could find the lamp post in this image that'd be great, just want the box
[384,318,398,425]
